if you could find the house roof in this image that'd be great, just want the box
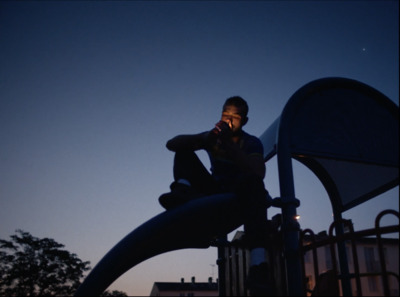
[153,282,218,291]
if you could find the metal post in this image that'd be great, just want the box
[333,210,353,296]
[217,235,228,296]
[277,141,304,296]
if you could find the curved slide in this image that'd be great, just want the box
[75,193,244,296]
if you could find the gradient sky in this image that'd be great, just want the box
[0,1,398,295]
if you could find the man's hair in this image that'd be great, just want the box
[224,96,249,117]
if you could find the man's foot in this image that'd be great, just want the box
[246,262,275,296]
[158,182,202,210]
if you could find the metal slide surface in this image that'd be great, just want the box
[75,193,243,296]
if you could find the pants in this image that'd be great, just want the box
[172,151,270,249]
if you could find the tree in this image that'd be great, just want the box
[0,229,90,296]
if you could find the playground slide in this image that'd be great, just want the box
[75,192,243,296]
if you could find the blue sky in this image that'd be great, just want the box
[0,1,398,295]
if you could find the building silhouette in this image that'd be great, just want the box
[150,276,218,296]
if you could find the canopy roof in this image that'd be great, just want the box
[260,77,399,213]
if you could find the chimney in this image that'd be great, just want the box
[181,278,184,283]
[191,276,195,284]
[208,277,212,284]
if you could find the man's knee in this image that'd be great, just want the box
[173,151,201,179]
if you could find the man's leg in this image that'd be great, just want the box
[235,175,274,295]
[172,151,216,192]
[159,151,218,209]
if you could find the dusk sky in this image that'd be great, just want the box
[0,1,398,295]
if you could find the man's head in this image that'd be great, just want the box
[221,96,249,134]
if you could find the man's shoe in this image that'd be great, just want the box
[246,262,275,296]
[159,182,202,210]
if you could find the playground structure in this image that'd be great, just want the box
[75,77,399,296]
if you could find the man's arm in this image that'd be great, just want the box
[166,132,209,152]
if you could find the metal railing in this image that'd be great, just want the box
[217,209,399,296]
[300,209,399,296]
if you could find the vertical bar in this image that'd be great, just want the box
[225,246,232,296]
[245,248,251,296]
[333,214,353,296]
[375,210,398,296]
[231,247,237,296]
[237,248,246,296]
[217,236,227,296]
[277,143,303,296]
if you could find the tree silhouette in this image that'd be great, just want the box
[0,230,129,296]
[0,229,90,296]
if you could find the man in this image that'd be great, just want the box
[159,96,273,295]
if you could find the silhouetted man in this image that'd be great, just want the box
[159,96,273,295]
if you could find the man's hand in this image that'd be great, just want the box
[213,120,232,140]
[203,121,232,149]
